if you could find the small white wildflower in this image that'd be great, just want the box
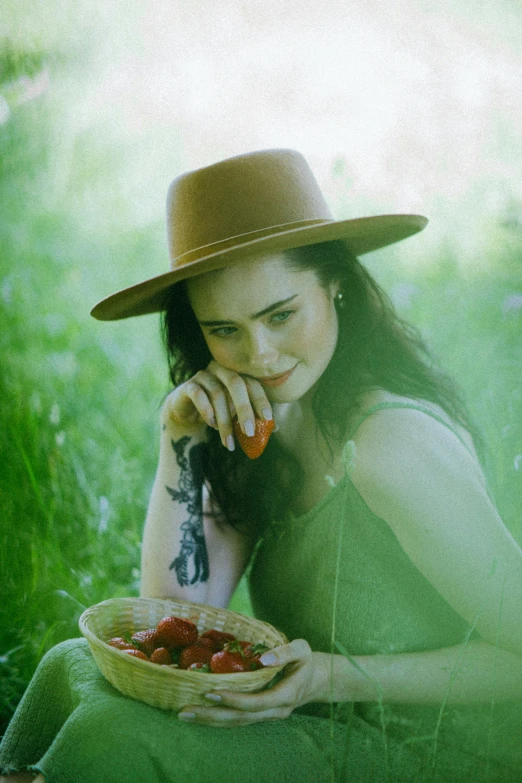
[0,96,10,125]
[30,392,42,415]
[514,455,522,472]
[98,496,110,533]
[44,313,67,337]
[55,430,66,447]
[1,277,12,303]
[49,402,60,425]
[50,351,77,378]
[502,293,522,315]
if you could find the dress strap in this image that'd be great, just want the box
[348,401,474,457]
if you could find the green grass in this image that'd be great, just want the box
[1,46,521,755]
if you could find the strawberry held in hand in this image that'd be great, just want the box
[233,416,275,459]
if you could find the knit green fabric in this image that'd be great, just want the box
[1,404,521,782]
[248,402,522,780]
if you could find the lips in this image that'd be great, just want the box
[257,365,298,387]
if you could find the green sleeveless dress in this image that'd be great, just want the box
[1,403,521,782]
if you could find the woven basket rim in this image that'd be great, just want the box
[79,596,287,681]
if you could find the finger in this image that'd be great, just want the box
[182,382,218,430]
[207,365,256,437]
[192,371,236,448]
[225,389,236,419]
[243,376,273,421]
[203,681,299,713]
[178,704,290,727]
[260,639,312,667]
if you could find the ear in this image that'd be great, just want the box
[328,280,341,300]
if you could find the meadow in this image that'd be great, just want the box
[1,49,521,744]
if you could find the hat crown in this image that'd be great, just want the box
[166,148,334,267]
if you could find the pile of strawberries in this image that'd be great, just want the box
[107,615,270,673]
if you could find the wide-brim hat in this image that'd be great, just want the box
[90,148,428,321]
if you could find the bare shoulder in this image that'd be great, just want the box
[352,388,480,463]
[347,391,522,657]
[349,388,487,501]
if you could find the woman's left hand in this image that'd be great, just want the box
[178,639,326,727]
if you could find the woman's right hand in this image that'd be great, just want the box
[161,360,273,451]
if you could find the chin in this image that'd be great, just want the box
[266,374,319,404]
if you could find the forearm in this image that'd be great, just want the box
[140,419,210,603]
[313,639,522,706]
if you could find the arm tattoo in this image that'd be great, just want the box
[166,435,210,587]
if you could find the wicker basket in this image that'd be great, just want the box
[79,596,287,711]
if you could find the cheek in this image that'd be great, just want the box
[205,340,229,363]
[299,306,338,360]
[204,337,241,371]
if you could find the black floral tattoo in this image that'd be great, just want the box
[166,435,209,587]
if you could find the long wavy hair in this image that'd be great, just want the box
[161,239,483,538]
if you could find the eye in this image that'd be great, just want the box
[209,326,237,337]
[270,309,294,324]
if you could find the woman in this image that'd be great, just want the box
[1,148,521,782]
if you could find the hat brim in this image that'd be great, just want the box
[90,213,428,321]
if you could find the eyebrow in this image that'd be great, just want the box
[198,294,298,327]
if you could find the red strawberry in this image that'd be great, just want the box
[179,644,214,669]
[150,647,172,665]
[244,642,270,670]
[131,629,160,657]
[210,649,252,673]
[212,640,269,672]
[193,636,215,651]
[156,616,198,649]
[233,641,269,659]
[122,649,149,661]
[199,629,236,652]
[108,637,139,651]
[232,416,275,459]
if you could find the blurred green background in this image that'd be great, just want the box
[1,0,521,736]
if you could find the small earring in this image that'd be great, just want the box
[335,291,345,309]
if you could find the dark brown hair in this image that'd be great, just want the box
[161,240,483,537]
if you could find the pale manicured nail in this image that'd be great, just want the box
[178,712,196,721]
[209,417,218,429]
[260,653,277,666]
[226,434,235,451]
[244,419,255,437]
[262,408,272,420]
[204,693,222,703]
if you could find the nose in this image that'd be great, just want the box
[244,326,279,370]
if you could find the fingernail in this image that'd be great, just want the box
[262,408,272,420]
[226,434,235,451]
[210,417,217,429]
[178,712,196,721]
[244,419,255,437]
[260,653,277,666]
[204,693,222,703]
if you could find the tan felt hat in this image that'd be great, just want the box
[90,148,428,320]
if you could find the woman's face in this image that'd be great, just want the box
[186,252,340,405]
